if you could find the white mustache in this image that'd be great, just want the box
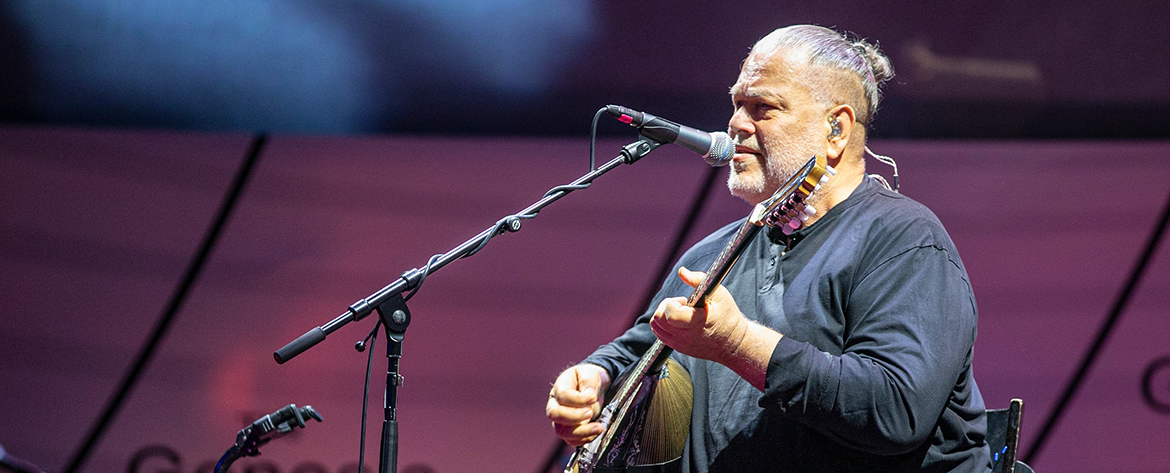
[732,135,763,154]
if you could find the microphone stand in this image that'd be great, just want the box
[274,137,664,473]
[375,293,409,473]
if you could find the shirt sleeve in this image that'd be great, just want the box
[760,244,978,455]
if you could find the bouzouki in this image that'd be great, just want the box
[565,155,835,473]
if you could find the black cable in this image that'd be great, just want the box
[358,329,377,473]
[403,254,442,302]
[1025,185,1170,464]
[64,133,268,473]
[535,165,722,473]
[213,444,239,473]
[589,107,605,172]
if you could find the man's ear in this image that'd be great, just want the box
[825,105,856,162]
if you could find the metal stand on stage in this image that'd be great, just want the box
[273,137,665,473]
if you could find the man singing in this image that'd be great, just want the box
[547,25,990,472]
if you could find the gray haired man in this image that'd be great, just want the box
[548,25,989,472]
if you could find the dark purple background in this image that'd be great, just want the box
[2,127,1168,472]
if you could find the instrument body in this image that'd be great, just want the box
[565,156,834,473]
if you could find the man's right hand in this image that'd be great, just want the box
[546,364,612,446]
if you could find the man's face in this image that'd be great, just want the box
[727,48,827,205]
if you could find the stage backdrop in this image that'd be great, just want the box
[1,127,1168,473]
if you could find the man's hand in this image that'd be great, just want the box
[547,364,612,446]
[651,266,750,365]
[652,266,781,390]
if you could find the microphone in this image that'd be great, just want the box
[606,105,733,167]
[246,404,323,445]
[215,404,323,473]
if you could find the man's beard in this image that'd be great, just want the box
[727,131,821,205]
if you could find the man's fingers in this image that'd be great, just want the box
[650,314,676,341]
[653,297,702,329]
[551,369,600,408]
[573,366,601,397]
[678,266,733,309]
[552,388,597,408]
[554,421,605,447]
[678,266,706,288]
[546,364,611,446]
[546,398,597,424]
[548,388,603,447]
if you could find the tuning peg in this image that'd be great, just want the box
[804,205,817,216]
[781,224,795,235]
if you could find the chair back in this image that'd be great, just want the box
[986,398,1031,473]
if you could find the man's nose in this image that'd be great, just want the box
[728,108,754,138]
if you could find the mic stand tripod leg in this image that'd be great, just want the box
[376,294,411,473]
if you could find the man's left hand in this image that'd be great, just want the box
[650,266,750,365]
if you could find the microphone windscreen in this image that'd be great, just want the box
[705,132,734,167]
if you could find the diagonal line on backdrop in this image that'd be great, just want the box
[63,133,268,473]
[1025,185,1170,464]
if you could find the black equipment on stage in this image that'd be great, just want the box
[214,404,323,473]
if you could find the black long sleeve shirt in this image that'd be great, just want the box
[584,177,990,472]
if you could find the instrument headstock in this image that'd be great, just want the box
[748,155,836,234]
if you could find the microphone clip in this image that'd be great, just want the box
[619,136,664,165]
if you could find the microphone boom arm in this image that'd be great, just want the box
[273,137,664,363]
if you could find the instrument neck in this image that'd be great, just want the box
[621,218,763,395]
